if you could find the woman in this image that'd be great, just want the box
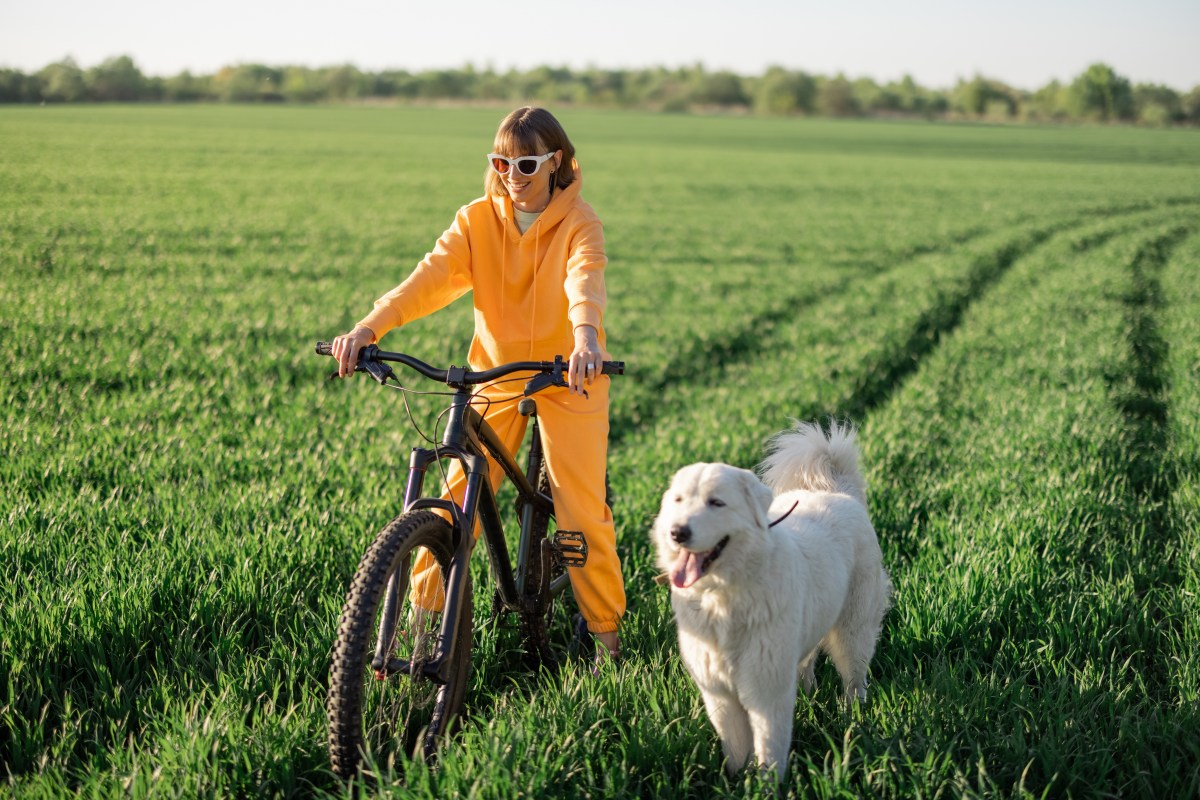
[330,107,623,663]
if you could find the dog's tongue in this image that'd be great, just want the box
[670,549,706,589]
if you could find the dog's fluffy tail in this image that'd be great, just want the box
[758,420,867,505]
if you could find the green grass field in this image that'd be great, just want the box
[2,104,1199,798]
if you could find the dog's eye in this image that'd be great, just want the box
[673,495,682,503]
[708,498,726,508]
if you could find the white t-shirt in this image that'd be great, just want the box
[515,208,542,234]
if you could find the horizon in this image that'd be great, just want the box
[5,53,1196,96]
[1,0,1197,93]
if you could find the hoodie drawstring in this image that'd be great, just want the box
[530,220,540,358]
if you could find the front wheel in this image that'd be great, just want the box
[326,510,472,779]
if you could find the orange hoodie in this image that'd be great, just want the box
[357,161,606,369]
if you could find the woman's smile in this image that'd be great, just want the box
[507,169,546,210]
[493,150,559,213]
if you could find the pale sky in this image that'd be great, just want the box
[1,0,1197,91]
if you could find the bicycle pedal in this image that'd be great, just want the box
[552,530,588,568]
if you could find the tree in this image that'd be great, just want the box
[86,55,145,101]
[690,70,749,107]
[1132,83,1183,126]
[511,65,576,103]
[1028,80,1070,122]
[852,77,896,113]
[1069,63,1134,122]
[279,67,321,102]
[163,71,210,102]
[468,68,509,102]
[817,74,860,117]
[39,58,87,102]
[886,75,925,116]
[323,65,366,100]
[641,66,696,112]
[212,64,283,102]
[950,75,1019,119]
[579,68,629,107]
[1184,86,1200,124]
[0,69,41,102]
[417,68,471,100]
[369,70,420,99]
[753,67,816,115]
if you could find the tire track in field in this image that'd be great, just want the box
[1089,224,1194,707]
[1104,225,1193,539]
[835,225,1060,422]
[837,203,1200,423]
[610,217,1082,447]
[607,225,994,445]
[562,193,1181,445]
[609,200,1200,446]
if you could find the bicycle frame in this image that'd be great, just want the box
[372,384,558,686]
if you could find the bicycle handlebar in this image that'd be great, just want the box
[315,341,624,390]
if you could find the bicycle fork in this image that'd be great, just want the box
[372,440,485,686]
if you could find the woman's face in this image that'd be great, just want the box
[498,148,561,212]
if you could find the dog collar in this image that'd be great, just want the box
[768,500,800,528]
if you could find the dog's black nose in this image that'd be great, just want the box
[670,524,691,544]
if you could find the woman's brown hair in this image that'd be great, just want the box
[485,107,577,197]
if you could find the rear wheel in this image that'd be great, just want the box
[517,465,614,666]
[518,463,561,666]
[327,511,472,779]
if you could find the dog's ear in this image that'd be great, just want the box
[737,468,775,529]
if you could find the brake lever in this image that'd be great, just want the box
[522,372,568,396]
[524,355,574,397]
[360,359,396,385]
[327,365,394,384]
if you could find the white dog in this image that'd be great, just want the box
[653,421,891,779]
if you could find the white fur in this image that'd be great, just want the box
[653,420,891,779]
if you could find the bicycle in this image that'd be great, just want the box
[315,341,623,778]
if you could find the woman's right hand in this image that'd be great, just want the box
[330,326,377,378]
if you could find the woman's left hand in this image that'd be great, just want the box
[568,325,603,396]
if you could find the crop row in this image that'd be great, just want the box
[1160,231,1200,719]
[845,221,1198,796]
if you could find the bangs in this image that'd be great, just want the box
[492,125,546,157]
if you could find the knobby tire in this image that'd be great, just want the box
[326,510,471,779]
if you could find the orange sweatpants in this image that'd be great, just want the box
[409,376,625,635]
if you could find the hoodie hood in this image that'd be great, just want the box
[492,159,584,242]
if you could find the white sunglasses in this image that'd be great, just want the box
[487,152,557,176]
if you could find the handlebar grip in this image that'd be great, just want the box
[316,341,333,356]
[602,361,625,376]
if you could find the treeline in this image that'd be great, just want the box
[3,56,1198,126]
